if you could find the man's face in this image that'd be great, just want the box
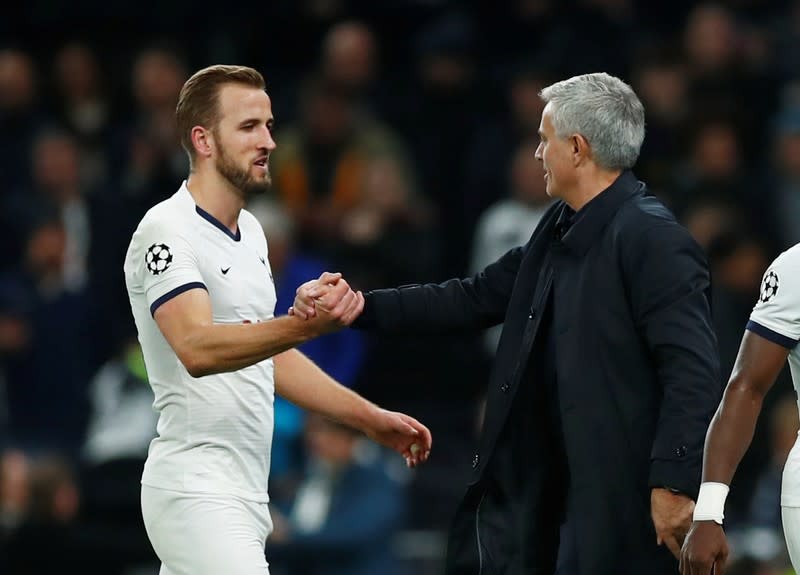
[534,102,577,200]
[212,83,276,197]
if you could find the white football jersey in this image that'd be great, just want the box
[124,182,277,502]
[747,243,800,506]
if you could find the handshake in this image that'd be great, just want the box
[288,272,364,333]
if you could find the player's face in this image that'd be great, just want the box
[213,84,276,196]
[534,103,577,200]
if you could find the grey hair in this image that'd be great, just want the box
[539,73,645,170]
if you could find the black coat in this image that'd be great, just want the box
[355,171,722,574]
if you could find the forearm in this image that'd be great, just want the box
[273,349,378,431]
[182,316,317,377]
[701,378,764,484]
[356,279,504,334]
[648,345,721,497]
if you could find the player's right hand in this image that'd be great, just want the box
[301,275,364,334]
[289,271,341,319]
[679,520,728,575]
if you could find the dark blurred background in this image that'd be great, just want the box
[0,1,798,573]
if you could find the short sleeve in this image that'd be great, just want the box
[747,253,800,349]
[134,219,207,316]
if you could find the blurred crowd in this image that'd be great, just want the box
[1,0,800,573]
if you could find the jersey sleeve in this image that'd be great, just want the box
[747,253,800,349]
[135,217,207,316]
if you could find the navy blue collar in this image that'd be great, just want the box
[195,205,241,242]
[555,170,644,256]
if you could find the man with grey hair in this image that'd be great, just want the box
[291,72,721,574]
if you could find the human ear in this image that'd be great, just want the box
[191,126,213,159]
[572,134,590,165]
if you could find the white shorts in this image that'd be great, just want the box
[141,484,273,575]
[782,505,800,571]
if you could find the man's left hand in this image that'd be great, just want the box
[362,408,432,468]
[651,488,695,558]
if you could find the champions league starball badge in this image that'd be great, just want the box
[145,243,173,275]
[759,270,779,303]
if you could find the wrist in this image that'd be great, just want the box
[693,481,729,525]
[287,312,325,340]
[347,400,381,434]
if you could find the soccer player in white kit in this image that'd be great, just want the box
[124,65,432,575]
[680,242,800,574]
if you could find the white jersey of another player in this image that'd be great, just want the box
[747,243,800,507]
[124,181,277,502]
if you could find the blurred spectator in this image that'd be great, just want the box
[0,449,30,534]
[320,21,381,115]
[706,224,770,372]
[632,49,690,191]
[666,118,768,242]
[683,3,777,161]
[769,105,800,249]
[2,128,132,363]
[462,63,551,240]
[111,45,188,207]
[338,156,440,289]
[267,413,409,575]
[682,200,739,253]
[82,339,156,466]
[78,338,159,573]
[685,3,739,77]
[470,141,552,355]
[10,129,92,290]
[4,455,82,574]
[0,218,93,455]
[0,49,46,194]
[400,11,479,276]
[271,74,414,261]
[51,42,112,189]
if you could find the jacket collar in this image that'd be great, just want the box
[555,170,644,256]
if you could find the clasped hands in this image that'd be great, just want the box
[288,272,364,332]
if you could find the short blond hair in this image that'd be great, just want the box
[176,65,265,160]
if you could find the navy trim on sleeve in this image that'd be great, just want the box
[746,319,799,349]
[196,206,241,241]
[150,282,208,316]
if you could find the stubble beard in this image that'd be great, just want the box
[215,142,271,197]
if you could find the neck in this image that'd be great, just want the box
[186,163,245,232]
[563,168,623,211]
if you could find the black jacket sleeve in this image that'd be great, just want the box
[353,244,525,335]
[626,222,722,499]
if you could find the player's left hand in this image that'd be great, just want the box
[679,520,728,575]
[651,488,695,558]
[362,408,432,468]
